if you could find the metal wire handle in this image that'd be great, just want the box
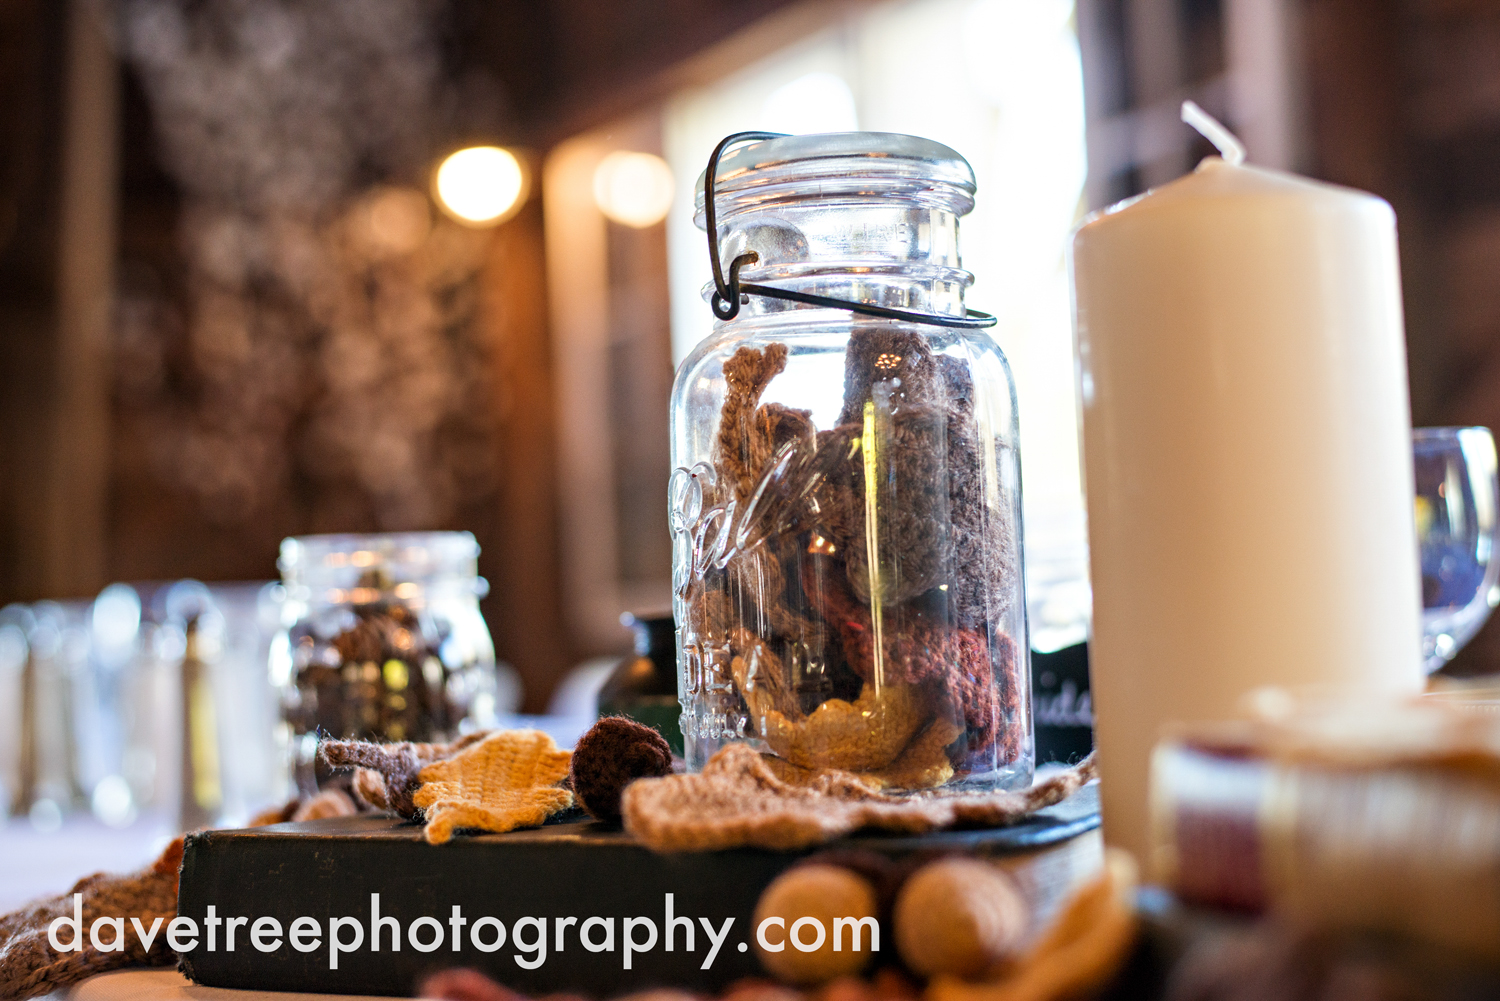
[703,131,997,329]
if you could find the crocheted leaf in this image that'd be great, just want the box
[320,730,491,818]
[623,744,1097,852]
[760,681,928,773]
[413,729,574,844]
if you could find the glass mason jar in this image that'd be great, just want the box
[271,532,499,793]
[669,133,1032,791]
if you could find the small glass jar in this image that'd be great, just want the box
[271,532,499,793]
[670,133,1032,791]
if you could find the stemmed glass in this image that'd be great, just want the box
[1416,426,1500,673]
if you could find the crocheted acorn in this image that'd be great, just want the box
[893,856,1028,979]
[752,863,880,984]
[570,716,674,822]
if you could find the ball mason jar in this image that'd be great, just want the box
[271,531,500,793]
[669,133,1032,791]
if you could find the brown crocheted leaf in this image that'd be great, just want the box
[819,327,1019,630]
[413,729,574,844]
[837,328,943,427]
[800,558,1014,759]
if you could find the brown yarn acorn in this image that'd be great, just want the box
[893,856,1028,979]
[753,863,880,984]
[570,716,674,822]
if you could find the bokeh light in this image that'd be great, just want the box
[360,186,431,256]
[434,146,526,226]
[592,151,674,228]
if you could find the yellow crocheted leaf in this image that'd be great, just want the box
[413,729,573,844]
[761,714,961,791]
[761,681,927,772]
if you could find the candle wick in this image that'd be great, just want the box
[1181,100,1246,166]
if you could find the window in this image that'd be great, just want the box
[662,0,1092,651]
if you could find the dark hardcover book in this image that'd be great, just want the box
[176,787,1099,997]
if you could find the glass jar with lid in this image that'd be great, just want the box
[669,132,1032,791]
[271,531,503,793]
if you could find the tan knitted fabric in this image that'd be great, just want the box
[622,744,1097,852]
[413,729,574,844]
[0,837,182,1000]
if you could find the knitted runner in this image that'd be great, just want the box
[414,729,574,844]
[0,837,182,1001]
[622,744,1097,852]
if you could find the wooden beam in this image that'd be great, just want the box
[33,0,118,599]
[479,195,578,712]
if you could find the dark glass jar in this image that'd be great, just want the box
[597,613,684,756]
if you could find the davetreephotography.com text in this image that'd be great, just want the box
[48,892,880,972]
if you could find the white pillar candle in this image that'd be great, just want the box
[1069,122,1425,866]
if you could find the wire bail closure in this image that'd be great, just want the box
[703,131,997,329]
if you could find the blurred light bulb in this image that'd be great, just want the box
[592,151,674,228]
[434,146,526,226]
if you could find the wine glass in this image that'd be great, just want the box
[1416,426,1500,673]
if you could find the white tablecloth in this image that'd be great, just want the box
[0,815,174,913]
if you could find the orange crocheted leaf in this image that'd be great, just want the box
[413,729,573,844]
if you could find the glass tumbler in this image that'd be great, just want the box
[1415,426,1500,672]
[670,133,1032,791]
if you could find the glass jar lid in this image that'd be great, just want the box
[278,531,485,603]
[693,132,977,222]
[693,132,983,321]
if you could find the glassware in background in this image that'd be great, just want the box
[0,581,296,834]
[274,532,512,795]
[1416,426,1500,673]
[0,605,34,819]
[156,581,228,830]
[118,580,291,831]
[7,603,89,829]
[76,584,144,829]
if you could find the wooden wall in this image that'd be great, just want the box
[11,0,1500,702]
[1304,0,1500,674]
[0,0,803,711]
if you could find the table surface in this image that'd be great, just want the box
[0,813,176,913]
[3,737,1098,1000]
[40,968,395,1001]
